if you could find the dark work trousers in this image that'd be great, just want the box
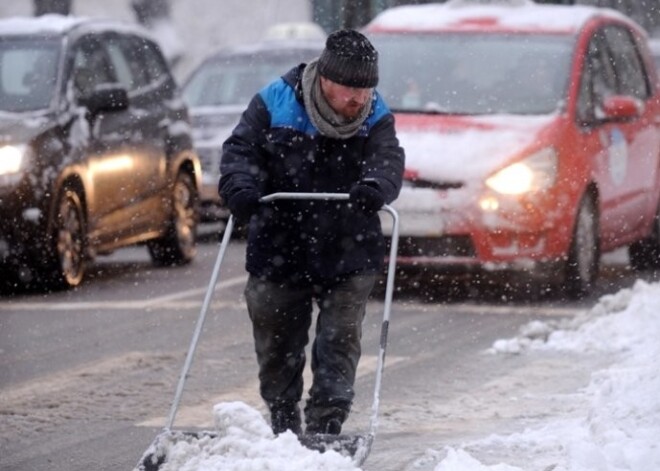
[244,273,376,420]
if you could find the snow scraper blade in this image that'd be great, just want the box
[135,430,218,471]
[133,193,399,469]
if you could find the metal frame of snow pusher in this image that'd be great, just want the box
[135,192,400,469]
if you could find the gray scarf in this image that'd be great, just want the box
[302,59,372,139]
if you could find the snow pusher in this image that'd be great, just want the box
[134,193,400,469]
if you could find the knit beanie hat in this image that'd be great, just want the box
[317,29,379,88]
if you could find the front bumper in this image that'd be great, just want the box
[196,145,230,221]
[382,185,569,274]
[0,205,47,265]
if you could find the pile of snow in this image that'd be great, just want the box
[153,402,360,471]
[441,279,660,470]
[144,280,660,471]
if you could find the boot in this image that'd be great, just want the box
[306,416,343,435]
[270,402,302,436]
[305,406,348,435]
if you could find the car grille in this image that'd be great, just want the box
[394,236,476,258]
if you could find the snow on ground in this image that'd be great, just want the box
[151,279,660,471]
[148,402,361,471]
[145,401,359,471]
[443,279,660,471]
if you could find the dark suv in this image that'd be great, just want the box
[0,15,201,289]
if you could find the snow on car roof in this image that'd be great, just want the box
[224,39,324,56]
[0,14,85,35]
[0,14,153,40]
[366,0,631,35]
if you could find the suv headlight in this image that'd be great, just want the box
[0,144,31,177]
[485,147,558,195]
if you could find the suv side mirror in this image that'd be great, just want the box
[601,95,643,121]
[81,83,129,115]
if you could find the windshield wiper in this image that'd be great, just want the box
[390,107,477,116]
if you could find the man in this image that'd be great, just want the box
[219,29,404,436]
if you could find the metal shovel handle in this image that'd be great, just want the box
[259,192,349,203]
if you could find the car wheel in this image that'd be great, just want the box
[48,187,87,289]
[148,171,198,266]
[564,194,599,299]
[628,204,660,271]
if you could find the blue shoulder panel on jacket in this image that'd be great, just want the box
[259,78,392,137]
[368,91,390,126]
[259,78,318,135]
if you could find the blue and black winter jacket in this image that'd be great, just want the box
[219,64,405,284]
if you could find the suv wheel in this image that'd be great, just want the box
[48,187,86,289]
[148,171,198,266]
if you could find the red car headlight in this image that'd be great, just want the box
[485,147,558,196]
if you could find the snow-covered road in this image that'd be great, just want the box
[2,244,658,471]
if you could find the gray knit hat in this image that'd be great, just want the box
[317,29,379,88]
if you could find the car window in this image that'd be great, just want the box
[184,58,278,106]
[0,37,60,112]
[650,40,660,75]
[576,56,596,124]
[71,34,117,100]
[107,35,170,95]
[183,51,317,107]
[105,37,146,92]
[602,25,650,99]
[576,30,618,124]
[138,38,171,85]
[371,33,573,115]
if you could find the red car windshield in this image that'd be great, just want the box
[370,32,574,115]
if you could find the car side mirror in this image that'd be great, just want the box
[80,83,129,115]
[601,95,643,121]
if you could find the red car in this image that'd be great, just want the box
[365,0,660,297]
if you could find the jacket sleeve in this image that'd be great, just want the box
[361,113,405,204]
[218,93,270,202]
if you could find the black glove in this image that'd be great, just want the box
[349,183,385,217]
[227,188,260,221]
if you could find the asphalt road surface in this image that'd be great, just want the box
[1,230,655,471]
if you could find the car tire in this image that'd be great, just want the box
[47,187,87,289]
[148,171,198,266]
[563,194,599,299]
[628,204,660,271]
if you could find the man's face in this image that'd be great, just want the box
[320,76,372,120]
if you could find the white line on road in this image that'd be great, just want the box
[2,275,248,311]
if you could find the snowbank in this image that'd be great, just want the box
[442,280,660,471]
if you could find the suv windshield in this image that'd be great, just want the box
[184,50,317,107]
[0,37,60,112]
[371,33,573,115]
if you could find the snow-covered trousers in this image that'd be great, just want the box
[244,273,375,418]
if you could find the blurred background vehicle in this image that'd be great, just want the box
[182,22,324,223]
[0,15,201,290]
[366,0,660,298]
[3,1,659,80]
[649,37,660,74]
